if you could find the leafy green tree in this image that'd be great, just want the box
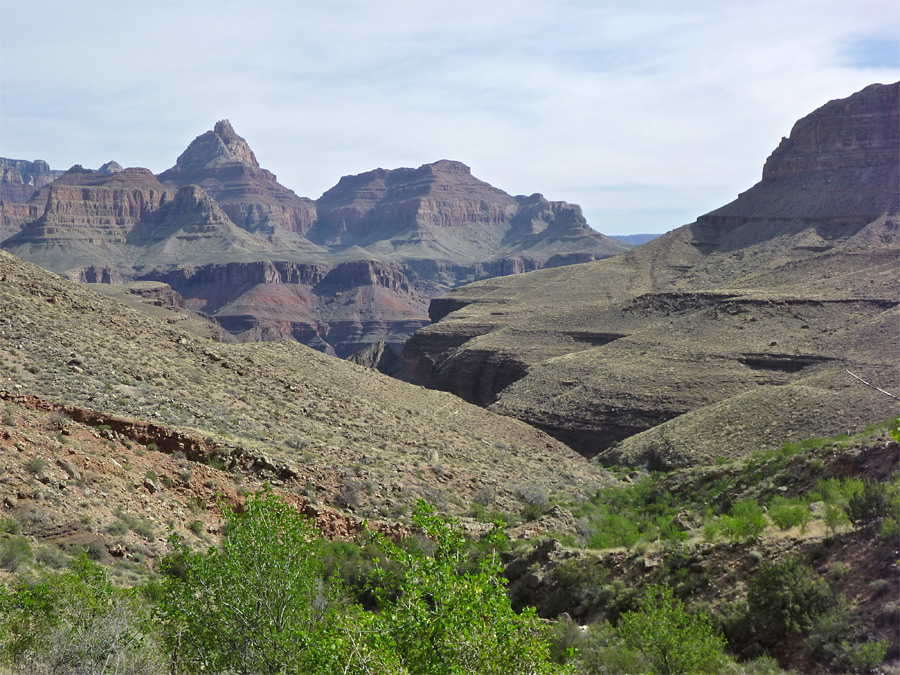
[367,500,560,675]
[158,491,355,674]
[617,585,727,674]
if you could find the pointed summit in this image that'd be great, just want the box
[157,120,316,235]
[171,119,260,171]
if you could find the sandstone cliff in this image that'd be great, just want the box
[401,81,900,468]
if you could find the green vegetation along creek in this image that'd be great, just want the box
[1,418,897,674]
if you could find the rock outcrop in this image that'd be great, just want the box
[0,158,63,203]
[401,81,900,468]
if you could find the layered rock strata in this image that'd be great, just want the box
[1,121,630,354]
[0,158,63,203]
[157,120,317,235]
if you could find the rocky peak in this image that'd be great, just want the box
[762,81,899,180]
[172,119,260,171]
[98,161,124,174]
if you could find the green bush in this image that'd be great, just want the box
[748,557,832,634]
[721,500,767,542]
[368,501,559,674]
[157,494,562,674]
[807,599,889,672]
[847,479,897,525]
[767,496,809,531]
[618,585,727,674]
[158,492,353,674]
[837,639,889,673]
[0,553,163,673]
[0,536,33,573]
[559,620,649,673]
[0,518,21,535]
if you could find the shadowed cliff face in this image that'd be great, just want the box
[1,119,632,356]
[401,81,900,468]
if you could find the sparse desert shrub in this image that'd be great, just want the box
[805,598,855,663]
[473,484,496,506]
[0,535,33,572]
[847,479,896,525]
[806,598,889,672]
[81,540,106,561]
[0,518,22,535]
[49,410,69,429]
[339,477,366,509]
[35,545,69,570]
[25,457,46,475]
[515,482,549,520]
[206,455,225,471]
[868,579,889,596]
[106,519,130,536]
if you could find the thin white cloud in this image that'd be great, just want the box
[1,0,897,234]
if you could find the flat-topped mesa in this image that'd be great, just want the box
[700,81,899,228]
[27,166,174,234]
[158,120,316,235]
[316,159,515,220]
[762,81,900,180]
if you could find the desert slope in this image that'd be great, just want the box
[0,250,603,515]
[400,81,900,468]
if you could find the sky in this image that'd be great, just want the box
[1,1,898,236]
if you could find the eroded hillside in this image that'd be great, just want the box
[401,82,900,468]
[0,251,604,522]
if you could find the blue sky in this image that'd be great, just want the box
[1,0,898,235]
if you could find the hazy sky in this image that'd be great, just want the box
[1,1,898,235]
